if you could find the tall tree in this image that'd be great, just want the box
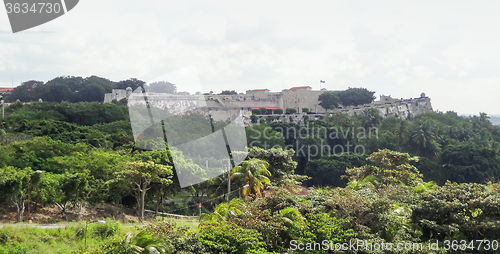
[231,158,271,200]
[219,90,238,95]
[5,80,43,102]
[0,166,40,222]
[147,81,177,94]
[318,91,340,110]
[338,87,376,106]
[113,161,173,220]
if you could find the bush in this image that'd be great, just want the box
[286,108,296,114]
[92,220,120,239]
[252,109,262,115]
[302,108,309,113]
[250,115,258,124]
[0,232,9,244]
[273,109,283,114]
[198,222,266,253]
[259,108,268,115]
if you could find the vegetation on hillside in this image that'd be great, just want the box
[2,82,500,253]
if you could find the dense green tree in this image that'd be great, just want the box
[112,161,173,220]
[338,87,376,106]
[440,142,500,183]
[5,80,43,102]
[0,166,38,222]
[413,182,500,241]
[115,78,145,91]
[346,149,423,188]
[304,153,367,187]
[359,108,383,129]
[318,91,340,110]
[147,81,177,94]
[246,124,285,150]
[219,90,238,95]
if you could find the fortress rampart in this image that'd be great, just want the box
[107,87,433,125]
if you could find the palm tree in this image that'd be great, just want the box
[199,198,245,223]
[120,231,169,254]
[360,108,382,129]
[394,120,410,146]
[231,158,271,200]
[411,121,441,159]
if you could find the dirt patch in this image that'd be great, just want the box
[0,203,140,224]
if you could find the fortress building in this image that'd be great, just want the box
[104,87,433,125]
[105,86,331,113]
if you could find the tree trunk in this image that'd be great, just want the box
[140,185,147,221]
[12,196,25,223]
[77,202,83,221]
[155,198,161,217]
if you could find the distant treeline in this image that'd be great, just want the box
[5,76,145,103]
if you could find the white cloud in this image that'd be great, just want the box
[0,0,499,114]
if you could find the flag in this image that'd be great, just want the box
[320,80,325,83]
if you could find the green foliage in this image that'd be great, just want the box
[198,222,266,254]
[112,161,173,220]
[346,149,423,188]
[252,109,262,115]
[245,147,299,186]
[0,232,8,245]
[304,153,367,187]
[338,87,376,106]
[148,81,177,94]
[246,124,285,150]
[273,109,283,114]
[250,114,258,123]
[441,142,500,183]
[319,88,375,110]
[92,220,121,239]
[318,91,340,110]
[231,158,271,199]
[219,90,238,95]
[7,76,116,103]
[286,108,296,114]
[5,136,87,173]
[302,108,309,113]
[3,101,128,127]
[413,182,500,241]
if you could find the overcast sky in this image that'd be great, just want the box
[1,0,499,115]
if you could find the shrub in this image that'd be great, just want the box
[250,115,258,124]
[286,108,296,114]
[252,109,262,115]
[198,222,266,253]
[0,232,9,244]
[273,109,283,114]
[259,108,268,115]
[92,220,120,239]
[302,108,309,113]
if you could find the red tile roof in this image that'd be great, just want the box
[289,86,311,91]
[248,89,269,92]
[0,88,14,92]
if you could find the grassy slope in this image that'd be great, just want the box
[0,218,199,254]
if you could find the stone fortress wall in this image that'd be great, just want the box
[105,86,433,126]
